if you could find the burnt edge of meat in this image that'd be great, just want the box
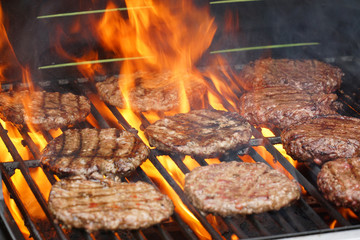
[144,109,252,158]
[317,158,360,211]
[281,114,360,165]
[40,128,150,179]
[48,177,174,231]
[239,58,343,94]
[239,86,338,130]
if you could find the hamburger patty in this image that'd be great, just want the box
[184,161,300,216]
[239,86,338,130]
[48,177,174,231]
[317,158,360,211]
[0,90,90,131]
[96,71,206,112]
[239,58,343,94]
[144,109,252,157]
[281,115,360,165]
[40,128,149,179]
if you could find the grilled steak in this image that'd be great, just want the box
[0,90,90,131]
[317,158,360,211]
[48,177,174,231]
[40,128,149,179]
[239,86,338,130]
[184,161,300,216]
[281,115,360,165]
[239,58,343,94]
[96,71,206,112]
[144,109,252,157]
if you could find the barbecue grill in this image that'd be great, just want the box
[1,0,360,239]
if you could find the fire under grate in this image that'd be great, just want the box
[1,62,360,240]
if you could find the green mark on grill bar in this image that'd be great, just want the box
[37,6,151,19]
[38,56,152,70]
[210,42,320,54]
[210,0,262,4]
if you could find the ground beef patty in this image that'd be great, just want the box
[96,71,206,112]
[317,158,360,211]
[281,115,360,165]
[184,161,300,216]
[144,109,252,157]
[48,177,174,231]
[0,90,90,131]
[40,128,149,179]
[239,86,338,130]
[239,58,343,94]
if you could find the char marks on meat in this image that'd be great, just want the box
[48,178,174,231]
[239,58,343,94]
[0,91,91,131]
[184,161,300,216]
[144,109,252,157]
[239,86,338,130]
[95,75,126,108]
[317,158,360,211]
[40,128,149,179]
[281,115,360,165]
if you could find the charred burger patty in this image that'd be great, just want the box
[144,109,252,157]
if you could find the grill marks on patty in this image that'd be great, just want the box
[239,86,338,130]
[184,161,300,216]
[144,109,252,157]
[317,158,360,211]
[0,90,91,131]
[48,178,174,231]
[281,115,360,165]
[40,128,149,179]
[239,58,343,94]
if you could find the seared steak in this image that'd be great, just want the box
[239,86,337,130]
[144,109,252,157]
[40,128,149,179]
[281,115,360,165]
[239,58,343,94]
[48,177,174,231]
[0,91,90,131]
[184,161,300,216]
[96,71,206,112]
[317,158,360,211]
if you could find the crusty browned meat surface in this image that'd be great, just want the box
[239,86,338,130]
[96,71,206,112]
[95,75,126,108]
[144,109,252,157]
[48,177,174,231]
[281,115,360,165]
[40,128,149,179]
[0,90,90,131]
[184,161,300,216]
[239,58,343,94]
[317,158,360,211]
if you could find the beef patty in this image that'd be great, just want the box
[40,128,149,179]
[184,161,300,216]
[144,109,252,157]
[0,90,90,131]
[239,58,343,94]
[96,71,206,112]
[317,158,360,211]
[239,86,338,130]
[281,115,360,165]
[48,177,174,231]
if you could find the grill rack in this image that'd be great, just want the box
[1,70,360,240]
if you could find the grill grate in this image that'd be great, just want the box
[1,65,360,239]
